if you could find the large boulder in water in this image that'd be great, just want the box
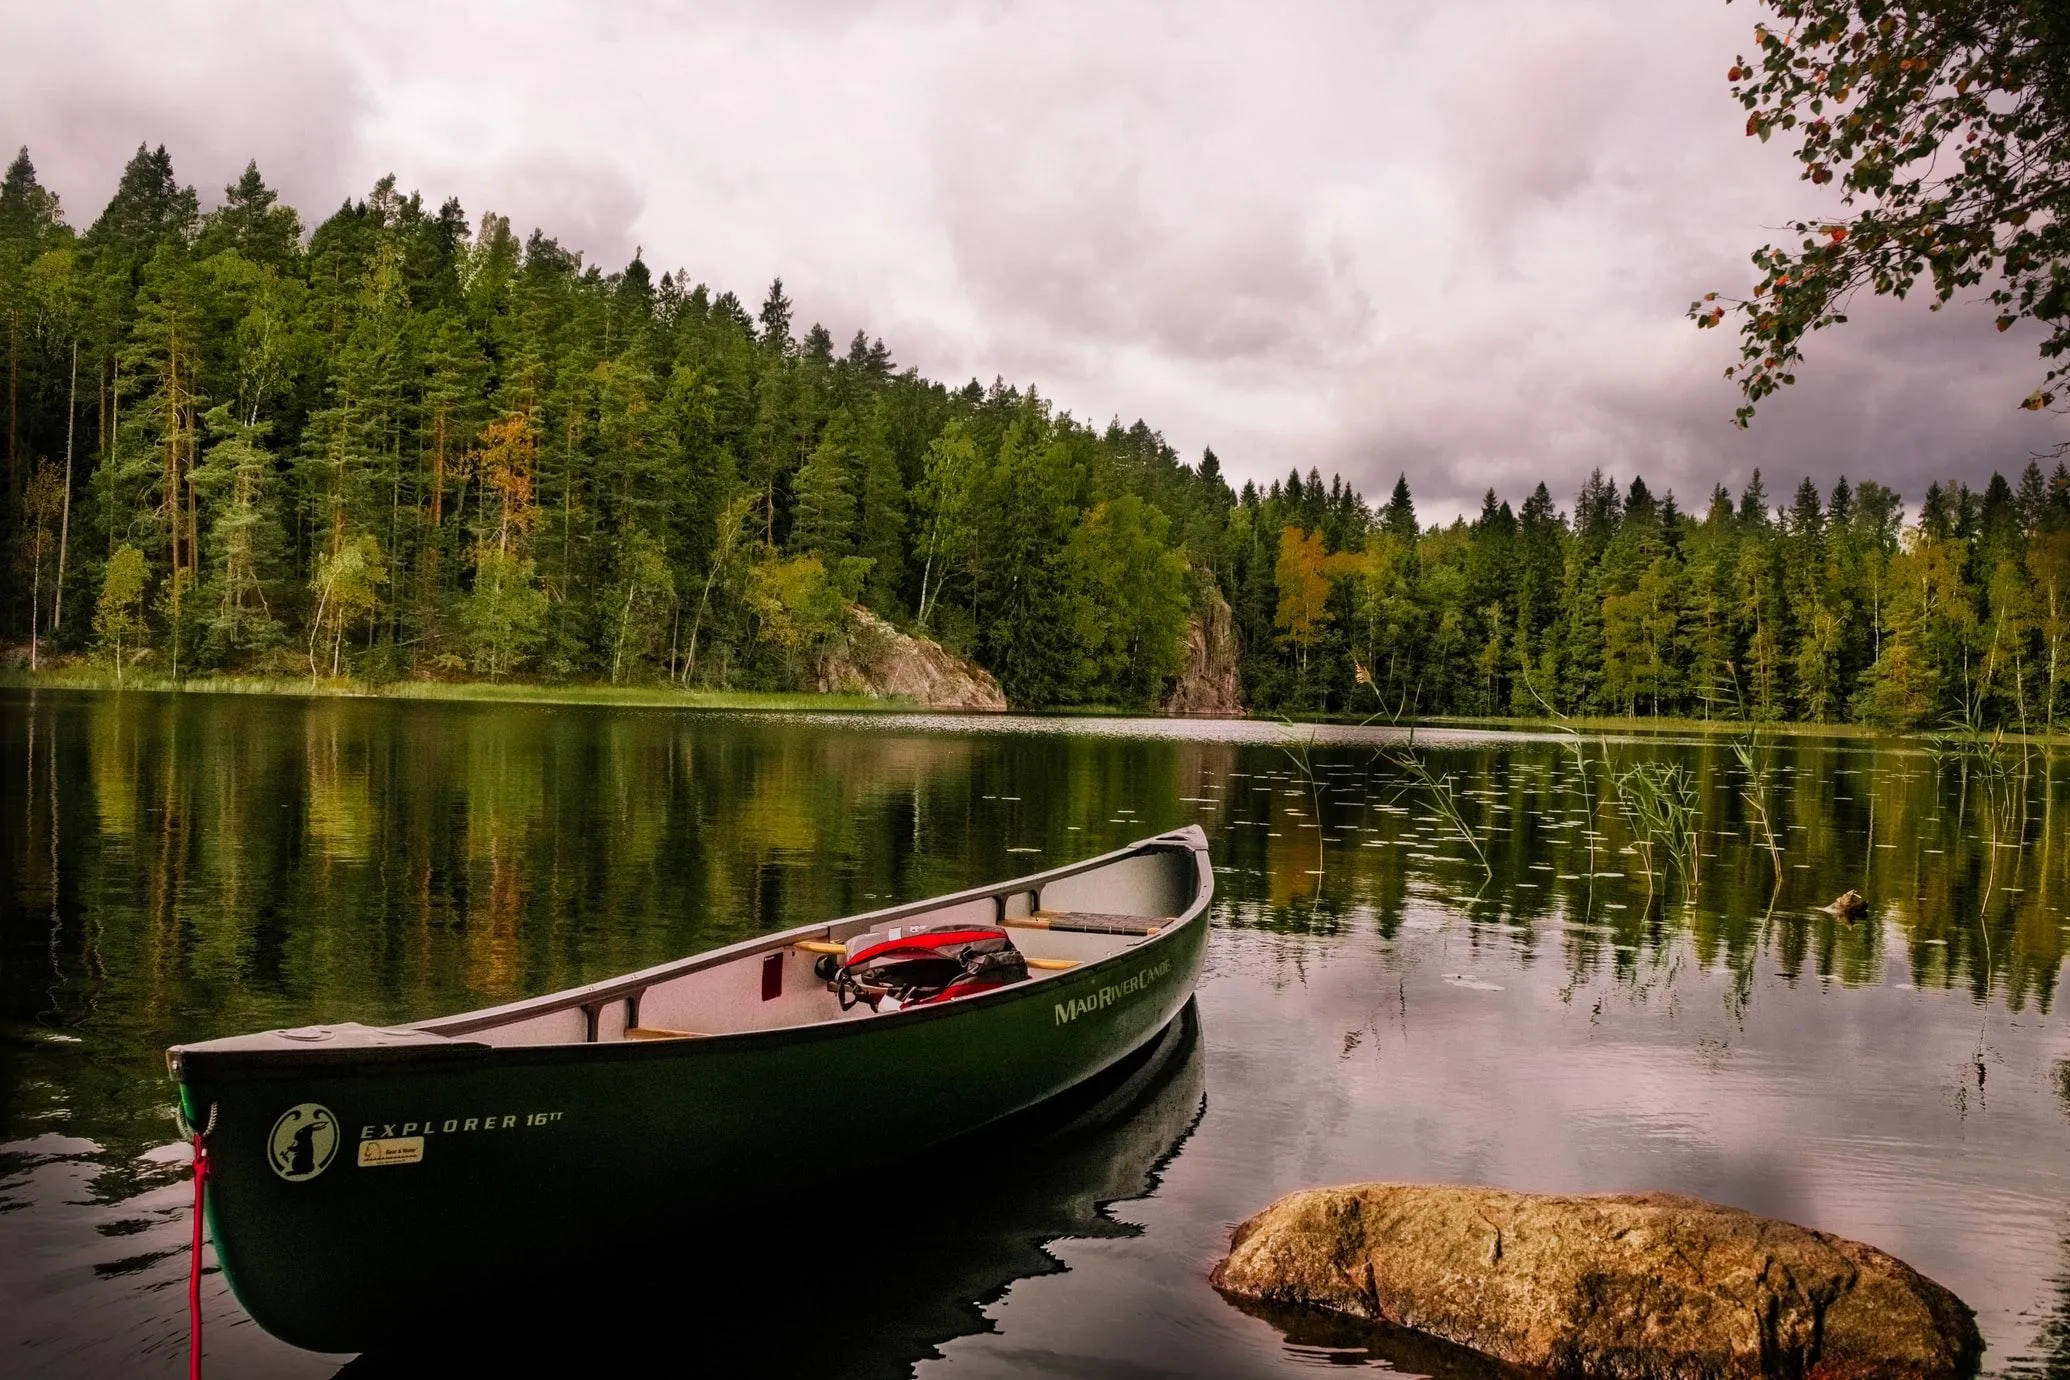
[1212,1184,1981,1379]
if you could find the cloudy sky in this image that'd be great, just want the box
[3,0,2056,518]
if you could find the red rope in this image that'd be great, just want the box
[188,1132,209,1380]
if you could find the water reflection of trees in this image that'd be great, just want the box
[1207,736,2067,1013]
[5,696,2067,1169]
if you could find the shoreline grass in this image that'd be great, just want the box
[0,669,908,715]
[8,669,2070,744]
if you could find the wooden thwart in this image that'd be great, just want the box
[624,1027,704,1041]
[1005,911,1164,937]
[1027,957,1079,971]
[791,940,845,955]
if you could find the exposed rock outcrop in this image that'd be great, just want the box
[815,606,1006,711]
[1162,582,1243,716]
[1213,1183,1981,1380]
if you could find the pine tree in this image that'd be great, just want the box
[791,407,858,558]
[458,413,545,679]
[0,147,64,244]
[852,405,905,614]
[192,404,282,660]
[972,409,1081,706]
[196,162,301,269]
[1,148,68,556]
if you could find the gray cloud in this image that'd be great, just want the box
[926,33,1373,377]
[2,0,2058,519]
[0,3,367,224]
[439,152,647,275]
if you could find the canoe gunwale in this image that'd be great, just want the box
[170,827,1212,1079]
[418,825,1207,1037]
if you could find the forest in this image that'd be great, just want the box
[4,144,2070,729]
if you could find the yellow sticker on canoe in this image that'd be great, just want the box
[358,1136,425,1167]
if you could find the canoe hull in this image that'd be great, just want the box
[175,834,1210,1353]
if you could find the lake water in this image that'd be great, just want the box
[2,689,2068,1377]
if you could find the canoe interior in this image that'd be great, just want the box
[428,840,1189,1046]
[447,910,1164,1047]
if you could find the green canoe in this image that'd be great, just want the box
[167,826,1213,1353]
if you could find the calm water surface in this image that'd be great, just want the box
[3,689,2068,1377]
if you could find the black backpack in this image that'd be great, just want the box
[826,923,1030,1012]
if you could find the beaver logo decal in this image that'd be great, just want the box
[267,1103,339,1182]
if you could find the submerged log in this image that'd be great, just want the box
[1826,889,1869,920]
[1212,1183,1981,1380]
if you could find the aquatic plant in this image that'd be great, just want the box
[1351,667,1495,887]
[1925,715,2025,838]
[1711,667,1786,903]
[1518,671,1606,879]
[1728,729,1785,897]
[1383,734,1494,886]
[1610,759,1701,903]
[1926,719,2005,787]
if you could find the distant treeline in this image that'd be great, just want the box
[3,144,2068,726]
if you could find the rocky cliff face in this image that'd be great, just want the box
[1214,1183,1981,1380]
[1163,583,1243,716]
[815,606,1007,711]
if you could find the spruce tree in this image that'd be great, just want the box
[1381,474,1417,543]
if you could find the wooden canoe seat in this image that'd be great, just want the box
[1005,911,1165,937]
[624,1027,704,1041]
